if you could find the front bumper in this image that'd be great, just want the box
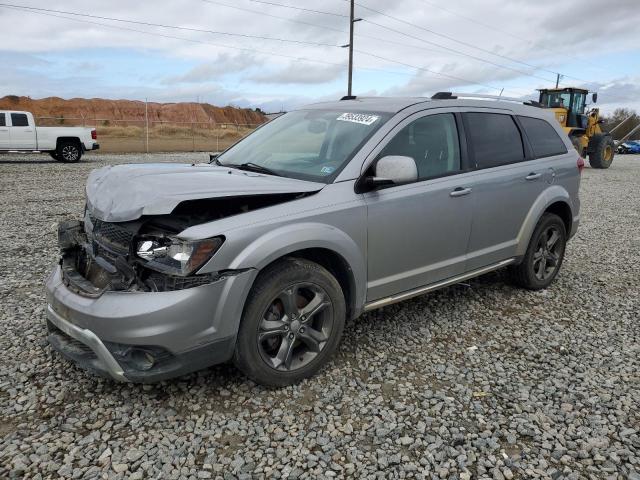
[45,265,256,382]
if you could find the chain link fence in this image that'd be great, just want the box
[36,116,262,153]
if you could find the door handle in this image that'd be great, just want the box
[525,172,542,181]
[450,187,472,197]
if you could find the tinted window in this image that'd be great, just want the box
[379,113,461,180]
[11,113,29,127]
[0,113,5,127]
[518,116,568,158]
[465,113,524,168]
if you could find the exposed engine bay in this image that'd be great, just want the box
[58,193,306,295]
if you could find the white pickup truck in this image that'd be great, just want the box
[0,110,99,162]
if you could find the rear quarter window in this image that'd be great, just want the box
[10,113,29,127]
[518,116,568,158]
[464,112,524,168]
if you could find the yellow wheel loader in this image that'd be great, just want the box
[538,87,615,169]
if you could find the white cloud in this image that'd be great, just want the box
[0,0,638,111]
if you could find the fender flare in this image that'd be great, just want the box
[227,222,367,310]
[515,186,573,257]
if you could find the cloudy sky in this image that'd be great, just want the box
[1,0,639,113]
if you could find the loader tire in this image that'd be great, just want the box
[588,134,615,169]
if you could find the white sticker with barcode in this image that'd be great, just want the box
[337,112,380,126]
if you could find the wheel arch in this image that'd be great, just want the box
[56,136,82,149]
[220,223,367,319]
[515,187,575,258]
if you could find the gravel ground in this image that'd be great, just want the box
[0,152,639,480]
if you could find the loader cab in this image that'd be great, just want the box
[538,88,589,129]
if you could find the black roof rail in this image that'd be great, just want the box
[340,95,357,100]
[431,92,457,100]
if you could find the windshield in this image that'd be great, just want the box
[539,91,572,109]
[218,109,391,183]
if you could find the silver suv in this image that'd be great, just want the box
[46,94,581,386]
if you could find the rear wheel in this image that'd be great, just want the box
[588,133,615,169]
[570,136,583,157]
[57,141,82,163]
[510,213,567,290]
[234,258,345,386]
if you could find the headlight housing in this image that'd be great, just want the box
[136,236,224,276]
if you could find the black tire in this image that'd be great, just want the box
[234,258,346,387]
[588,133,615,169]
[510,213,567,290]
[570,136,583,157]
[57,141,83,163]
[49,152,60,161]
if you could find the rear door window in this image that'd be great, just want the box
[518,116,568,158]
[0,113,5,127]
[10,113,29,127]
[464,113,524,168]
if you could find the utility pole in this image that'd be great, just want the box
[343,0,361,98]
[145,98,149,154]
[555,73,562,88]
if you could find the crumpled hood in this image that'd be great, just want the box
[86,163,325,222]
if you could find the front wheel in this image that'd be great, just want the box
[588,133,615,169]
[234,258,346,386]
[510,213,567,290]
[57,141,83,163]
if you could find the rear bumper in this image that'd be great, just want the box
[91,143,100,150]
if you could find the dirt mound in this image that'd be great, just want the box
[0,96,267,126]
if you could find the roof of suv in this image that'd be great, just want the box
[305,95,545,116]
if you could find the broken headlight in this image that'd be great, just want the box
[136,236,224,276]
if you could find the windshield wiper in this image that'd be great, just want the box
[226,162,281,177]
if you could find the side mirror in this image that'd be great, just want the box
[374,155,418,184]
[592,93,598,103]
[209,152,221,163]
[357,155,418,192]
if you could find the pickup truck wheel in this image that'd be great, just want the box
[57,141,82,163]
[510,213,567,290]
[234,258,346,387]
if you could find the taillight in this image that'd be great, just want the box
[91,129,97,140]
[577,156,585,173]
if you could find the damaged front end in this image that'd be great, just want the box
[58,210,226,297]
[58,192,304,296]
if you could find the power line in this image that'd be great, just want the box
[0,5,346,67]
[361,18,554,84]
[0,3,340,48]
[201,0,456,57]
[201,0,348,34]
[248,0,348,18]
[238,0,555,84]
[417,0,606,74]
[351,0,593,84]
[0,3,481,88]
[0,3,533,98]
[355,49,513,94]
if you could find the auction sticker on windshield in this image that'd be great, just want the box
[337,113,380,126]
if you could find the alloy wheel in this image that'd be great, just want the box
[62,145,79,162]
[257,283,333,371]
[532,225,563,281]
